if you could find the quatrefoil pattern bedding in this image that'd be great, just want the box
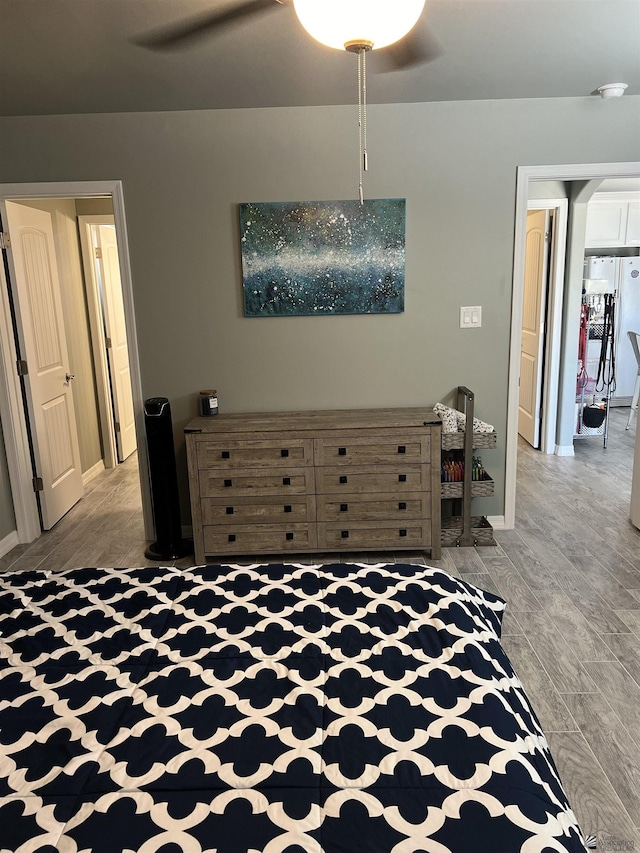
[0,563,587,852]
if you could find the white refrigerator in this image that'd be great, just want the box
[584,256,640,404]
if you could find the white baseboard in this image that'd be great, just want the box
[82,460,105,486]
[487,515,507,531]
[555,444,575,457]
[0,530,19,559]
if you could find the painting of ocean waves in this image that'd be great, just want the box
[240,199,406,316]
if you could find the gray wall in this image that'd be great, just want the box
[528,180,568,199]
[75,197,114,216]
[0,96,638,522]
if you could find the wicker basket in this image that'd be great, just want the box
[441,515,496,547]
[440,474,494,500]
[441,431,497,451]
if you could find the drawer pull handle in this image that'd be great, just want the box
[228,534,236,543]
[281,448,289,458]
[341,530,349,539]
[340,503,348,512]
[399,502,406,511]
[399,474,407,483]
[398,445,406,454]
[399,529,407,537]
[284,505,292,513]
[221,450,230,459]
[338,447,347,456]
[286,532,294,541]
[224,479,233,488]
[226,506,234,515]
[283,477,291,486]
[339,475,348,484]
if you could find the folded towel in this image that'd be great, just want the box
[433,403,459,433]
[455,411,495,433]
[434,402,495,434]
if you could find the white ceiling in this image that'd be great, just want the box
[1,0,639,116]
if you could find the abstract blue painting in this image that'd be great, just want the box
[239,199,406,316]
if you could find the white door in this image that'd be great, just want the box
[95,223,137,461]
[518,209,549,447]
[4,201,83,529]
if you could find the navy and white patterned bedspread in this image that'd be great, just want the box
[0,562,587,852]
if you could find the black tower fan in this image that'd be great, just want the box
[144,397,193,560]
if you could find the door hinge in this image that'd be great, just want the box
[32,476,44,492]
[16,359,28,376]
[545,231,551,243]
[115,421,121,433]
[105,337,112,348]
[95,247,102,259]
[0,231,10,250]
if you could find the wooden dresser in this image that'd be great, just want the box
[185,408,441,564]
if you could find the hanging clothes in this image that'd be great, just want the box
[596,293,616,394]
[576,301,589,394]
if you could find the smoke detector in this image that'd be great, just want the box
[596,83,628,99]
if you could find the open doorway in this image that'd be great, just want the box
[503,162,640,530]
[78,213,138,468]
[0,180,152,544]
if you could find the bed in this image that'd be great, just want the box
[0,562,587,852]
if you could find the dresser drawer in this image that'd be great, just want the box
[318,521,430,550]
[196,438,313,470]
[204,523,317,554]
[202,494,316,525]
[314,435,430,466]
[317,492,430,522]
[316,465,428,494]
[199,466,315,497]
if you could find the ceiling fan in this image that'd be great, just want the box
[135,0,438,203]
[134,0,437,73]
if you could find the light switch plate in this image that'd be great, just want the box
[460,306,482,328]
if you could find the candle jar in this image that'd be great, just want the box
[198,390,219,416]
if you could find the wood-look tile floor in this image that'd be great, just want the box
[1,408,639,848]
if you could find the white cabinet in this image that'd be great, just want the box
[585,193,640,247]
[627,202,640,246]
[585,201,627,246]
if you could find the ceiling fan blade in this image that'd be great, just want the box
[134,0,283,50]
[375,25,442,72]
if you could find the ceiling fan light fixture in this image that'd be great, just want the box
[292,0,426,51]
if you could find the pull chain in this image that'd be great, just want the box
[362,47,368,176]
[357,48,364,204]
[347,40,373,204]
[357,47,369,205]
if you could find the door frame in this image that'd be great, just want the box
[505,161,640,530]
[0,180,152,542]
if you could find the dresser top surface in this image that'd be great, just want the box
[185,407,440,435]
